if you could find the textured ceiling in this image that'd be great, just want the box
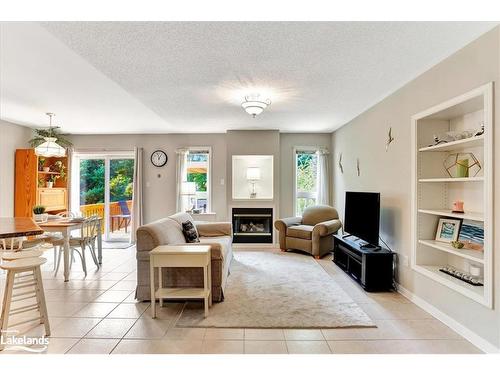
[1,22,497,134]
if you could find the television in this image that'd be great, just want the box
[344,191,380,247]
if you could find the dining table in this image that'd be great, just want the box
[38,217,103,282]
[0,217,44,240]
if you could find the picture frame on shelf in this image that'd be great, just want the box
[435,218,462,243]
[459,220,484,252]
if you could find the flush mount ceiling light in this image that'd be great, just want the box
[34,113,66,157]
[241,94,271,118]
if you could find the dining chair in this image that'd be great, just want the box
[52,215,100,277]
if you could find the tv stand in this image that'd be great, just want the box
[332,234,394,291]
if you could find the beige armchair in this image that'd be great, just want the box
[274,205,342,259]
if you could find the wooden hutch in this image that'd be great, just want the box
[15,149,69,217]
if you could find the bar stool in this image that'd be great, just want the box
[0,248,50,351]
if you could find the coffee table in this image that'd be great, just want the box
[149,245,212,318]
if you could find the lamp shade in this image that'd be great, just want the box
[181,181,196,195]
[34,137,66,157]
[246,167,261,181]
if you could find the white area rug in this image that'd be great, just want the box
[176,251,374,328]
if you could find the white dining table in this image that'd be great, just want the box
[38,218,103,282]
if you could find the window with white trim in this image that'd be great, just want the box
[183,148,211,213]
[294,148,319,216]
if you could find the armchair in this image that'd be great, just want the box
[274,205,342,259]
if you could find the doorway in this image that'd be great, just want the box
[72,152,134,243]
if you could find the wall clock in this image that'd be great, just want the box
[151,150,168,167]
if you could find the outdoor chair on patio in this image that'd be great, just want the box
[111,200,132,233]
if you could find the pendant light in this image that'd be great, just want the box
[34,113,66,157]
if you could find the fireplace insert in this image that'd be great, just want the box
[232,207,273,243]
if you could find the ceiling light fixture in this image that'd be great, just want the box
[34,113,66,157]
[241,94,271,118]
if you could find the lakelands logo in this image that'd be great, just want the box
[1,330,49,353]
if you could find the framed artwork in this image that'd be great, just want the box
[459,220,484,251]
[435,218,462,243]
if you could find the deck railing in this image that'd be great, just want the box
[79,200,132,233]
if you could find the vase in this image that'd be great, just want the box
[46,181,53,188]
[43,167,50,172]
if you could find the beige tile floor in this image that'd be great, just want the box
[0,247,482,354]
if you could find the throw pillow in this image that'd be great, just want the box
[182,221,200,243]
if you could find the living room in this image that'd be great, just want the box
[1,2,500,372]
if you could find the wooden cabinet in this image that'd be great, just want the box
[15,149,69,217]
[38,188,67,211]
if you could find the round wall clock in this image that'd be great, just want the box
[151,150,168,167]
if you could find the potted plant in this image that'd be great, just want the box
[38,157,46,171]
[51,160,66,180]
[46,174,57,188]
[33,205,48,223]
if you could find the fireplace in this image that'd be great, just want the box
[232,208,273,244]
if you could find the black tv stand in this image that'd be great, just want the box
[332,234,394,291]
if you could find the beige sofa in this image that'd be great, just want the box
[135,212,232,302]
[274,205,342,259]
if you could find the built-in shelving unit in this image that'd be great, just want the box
[411,83,493,308]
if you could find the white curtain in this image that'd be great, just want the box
[317,149,330,205]
[176,148,189,212]
[131,147,143,243]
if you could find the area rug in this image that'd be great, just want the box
[175,251,374,328]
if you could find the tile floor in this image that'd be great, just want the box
[0,246,482,354]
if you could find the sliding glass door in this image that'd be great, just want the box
[73,152,134,243]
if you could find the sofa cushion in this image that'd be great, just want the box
[199,236,231,261]
[287,225,314,240]
[136,217,186,252]
[302,205,339,226]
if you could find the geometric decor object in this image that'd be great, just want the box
[338,152,344,174]
[443,152,481,178]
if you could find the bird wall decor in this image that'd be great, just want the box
[338,152,344,173]
[386,126,395,152]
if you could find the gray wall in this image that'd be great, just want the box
[331,27,500,348]
[0,120,32,216]
[69,131,332,228]
[68,134,227,224]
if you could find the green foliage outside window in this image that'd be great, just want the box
[296,153,317,192]
[187,172,207,192]
[79,159,134,205]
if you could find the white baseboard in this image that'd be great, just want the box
[396,283,499,354]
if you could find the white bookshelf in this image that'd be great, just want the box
[411,83,493,308]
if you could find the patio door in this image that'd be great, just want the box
[72,152,134,243]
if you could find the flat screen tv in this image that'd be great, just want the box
[344,191,380,246]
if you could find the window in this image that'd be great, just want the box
[294,148,319,216]
[179,147,211,213]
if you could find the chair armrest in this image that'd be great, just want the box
[274,217,302,232]
[313,219,342,237]
[196,222,232,237]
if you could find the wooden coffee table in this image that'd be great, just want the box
[149,245,212,318]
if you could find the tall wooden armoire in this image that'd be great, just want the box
[14,149,69,217]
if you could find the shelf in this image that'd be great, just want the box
[418,240,484,263]
[155,287,209,299]
[418,209,484,222]
[418,177,484,183]
[419,135,484,152]
[414,265,484,301]
[38,171,60,175]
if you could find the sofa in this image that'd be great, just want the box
[274,205,342,259]
[135,212,232,302]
